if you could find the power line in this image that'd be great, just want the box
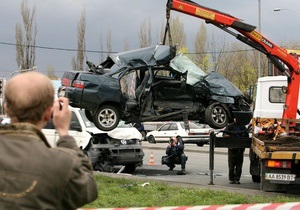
[0,41,256,55]
[0,41,117,54]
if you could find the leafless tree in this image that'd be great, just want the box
[99,32,104,63]
[193,22,209,72]
[71,7,86,71]
[160,16,187,50]
[139,19,152,48]
[47,64,58,80]
[15,0,37,70]
[106,29,112,58]
[123,37,130,51]
[208,31,227,72]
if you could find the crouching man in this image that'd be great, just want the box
[163,136,187,172]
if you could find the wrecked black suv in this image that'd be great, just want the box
[59,45,252,131]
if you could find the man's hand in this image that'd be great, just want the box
[53,97,71,137]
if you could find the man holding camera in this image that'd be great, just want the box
[164,136,187,172]
[0,72,98,210]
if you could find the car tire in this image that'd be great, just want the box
[196,142,204,147]
[84,110,94,122]
[147,135,156,143]
[123,164,137,173]
[93,105,120,131]
[205,103,229,129]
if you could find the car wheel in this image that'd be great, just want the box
[205,103,229,129]
[123,164,137,173]
[196,142,204,147]
[147,135,156,143]
[84,110,94,122]
[93,105,120,131]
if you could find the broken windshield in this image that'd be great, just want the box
[170,53,207,85]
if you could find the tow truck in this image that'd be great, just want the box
[165,0,300,192]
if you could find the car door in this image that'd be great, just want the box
[155,123,179,143]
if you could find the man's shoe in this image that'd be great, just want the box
[235,180,240,184]
[229,180,236,184]
[177,170,186,175]
[169,166,175,171]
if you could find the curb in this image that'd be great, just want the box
[78,202,300,210]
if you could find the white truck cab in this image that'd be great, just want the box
[252,76,298,119]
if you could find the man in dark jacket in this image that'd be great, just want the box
[0,72,98,210]
[164,136,187,172]
[224,118,249,184]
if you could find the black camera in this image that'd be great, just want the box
[169,138,174,143]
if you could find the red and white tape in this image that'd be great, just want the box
[78,202,300,210]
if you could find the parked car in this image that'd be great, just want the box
[146,121,212,147]
[44,107,144,173]
[58,45,252,132]
[1,106,144,173]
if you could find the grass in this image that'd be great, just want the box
[83,173,300,208]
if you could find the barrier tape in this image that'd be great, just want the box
[78,202,300,210]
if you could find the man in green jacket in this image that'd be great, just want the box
[0,72,98,210]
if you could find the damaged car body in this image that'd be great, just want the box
[59,45,252,131]
[83,126,144,173]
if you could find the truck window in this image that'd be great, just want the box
[269,87,285,103]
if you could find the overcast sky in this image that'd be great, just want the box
[0,0,299,78]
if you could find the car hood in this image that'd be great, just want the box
[86,127,142,140]
[202,72,244,97]
[110,45,172,67]
[107,128,142,140]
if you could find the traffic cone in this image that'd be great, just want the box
[148,151,156,165]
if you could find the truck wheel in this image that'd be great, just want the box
[252,175,260,183]
[205,103,229,129]
[84,110,94,122]
[93,105,120,131]
[147,135,156,143]
[123,164,137,173]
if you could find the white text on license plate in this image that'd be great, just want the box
[265,173,296,181]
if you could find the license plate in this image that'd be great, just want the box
[265,173,296,181]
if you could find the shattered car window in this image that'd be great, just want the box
[120,71,137,100]
[170,53,207,85]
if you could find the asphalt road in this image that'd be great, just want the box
[105,142,291,197]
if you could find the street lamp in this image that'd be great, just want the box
[274,8,300,15]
